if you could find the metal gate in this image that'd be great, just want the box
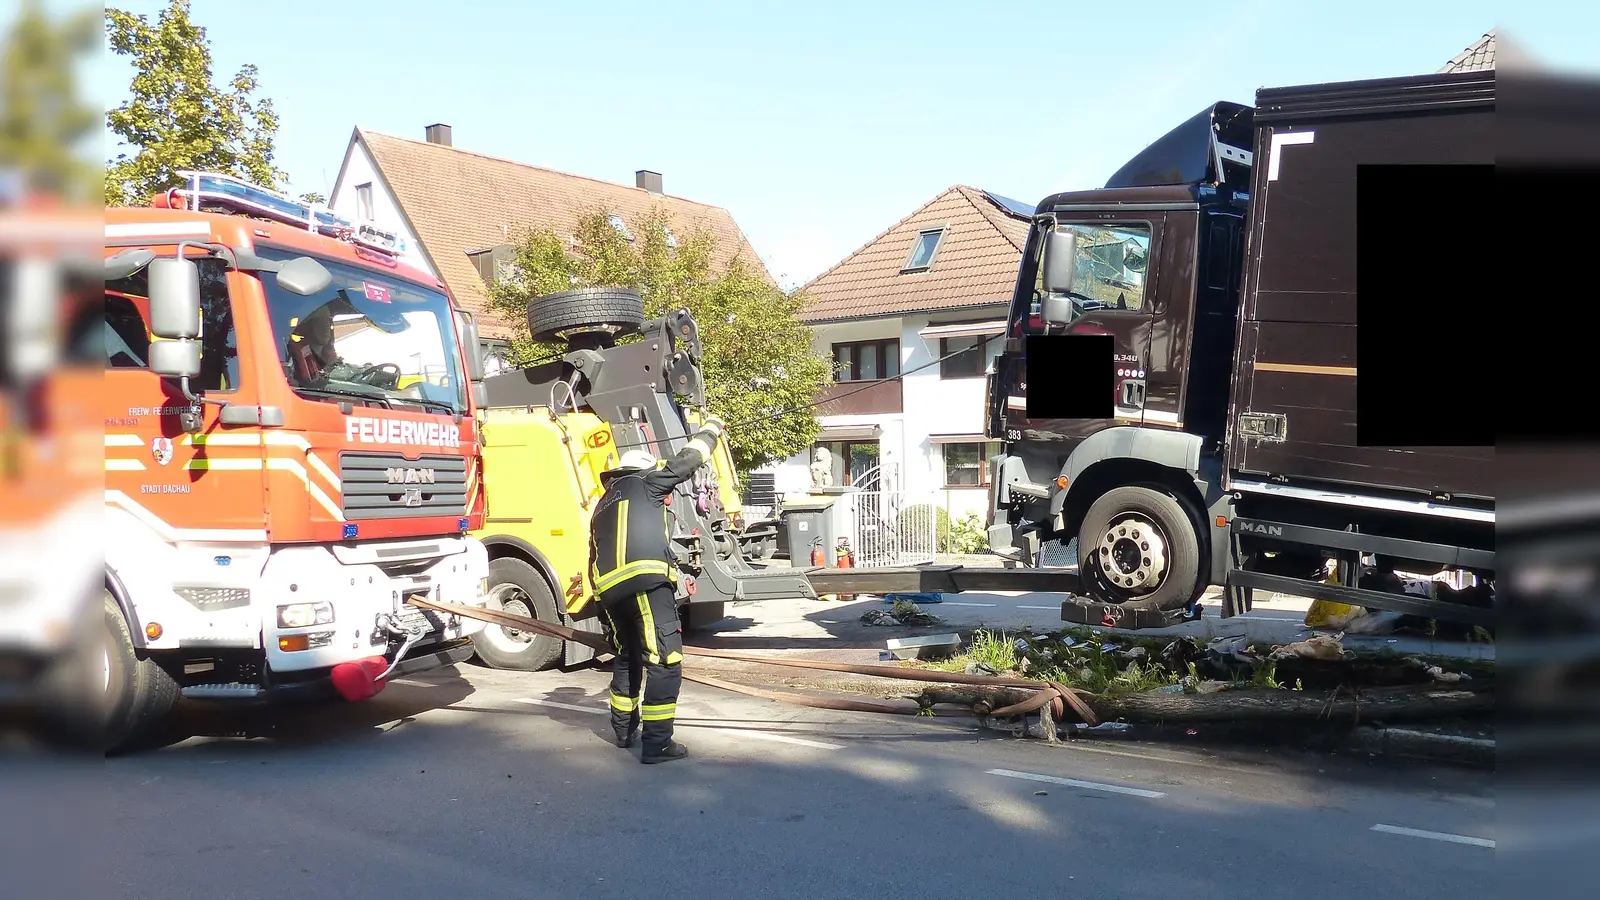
[842,462,937,568]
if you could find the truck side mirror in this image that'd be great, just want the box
[148,339,203,379]
[147,257,201,340]
[458,312,486,382]
[1042,228,1079,296]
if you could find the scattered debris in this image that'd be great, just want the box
[885,633,962,660]
[1269,634,1349,662]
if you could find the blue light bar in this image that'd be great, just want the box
[343,523,359,539]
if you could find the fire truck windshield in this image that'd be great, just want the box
[255,247,467,415]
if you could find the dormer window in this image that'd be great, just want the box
[608,214,634,241]
[663,227,678,249]
[902,226,947,272]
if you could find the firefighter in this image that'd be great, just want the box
[590,416,726,764]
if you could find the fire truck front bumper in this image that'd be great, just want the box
[259,535,490,677]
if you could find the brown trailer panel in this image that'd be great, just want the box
[1227,72,1495,501]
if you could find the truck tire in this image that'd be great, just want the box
[682,602,726,632]
[473,557,564,672]
[527,287,645,345]
[1077,486,1202,612]
[89,590,179,755]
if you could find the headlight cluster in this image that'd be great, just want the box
[276,601,334,629]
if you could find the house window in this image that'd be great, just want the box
[607,214,634,241]
[832,339,899,382]
[816,441,880,488]
[663,226,678,249]
[939,335,986,379]
[903,227,946,272]
[355,183,373,220]
[942,443,991,488]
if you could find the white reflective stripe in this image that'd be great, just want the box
[684,438,712,459]
[105,459,146,471]
[105,434,145,447]
[105,490,269,543]
[266,458,344,521]
[1266,131,1316,182]
[104,221,212,239]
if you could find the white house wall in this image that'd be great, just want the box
[329,140,434,278]
[899,312,1004,522]
[754,313,1003,526]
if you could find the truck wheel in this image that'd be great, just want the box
[682,602,726,632]
[85,590,178,755]
[527,287,645,345]
[1077,486,1202,612]
[473,557,563,672]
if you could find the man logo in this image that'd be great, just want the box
[385,467,437,485]
[402,488,423,507]
[150,437,174,466]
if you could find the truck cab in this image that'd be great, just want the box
[986,71,1495,628]
[95,172,493,751]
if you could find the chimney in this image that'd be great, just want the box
[425,123,452,146]
[636,170,662,193]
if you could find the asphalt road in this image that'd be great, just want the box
[4,659,1496,900]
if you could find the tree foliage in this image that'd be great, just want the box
[0,0,100,202]
[104,0,283,207]
[486,206,829,473]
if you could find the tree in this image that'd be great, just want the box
[486,206,830,473]
[298,192,326,205]
[104,0,283,207]
[0,1,100,203]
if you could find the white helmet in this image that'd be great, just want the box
[617,449,657,471]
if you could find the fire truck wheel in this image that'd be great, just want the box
[98,590,179,755]
[1077,486,1202,612]
[682,602,727,632]
[473,557,563,672]
[527,287,645,345]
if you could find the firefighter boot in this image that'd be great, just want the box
[615,710,640,748]
[640,740,689,765]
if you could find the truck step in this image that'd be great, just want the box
[182,682,265,699]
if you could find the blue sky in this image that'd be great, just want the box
[94,1,1588,289]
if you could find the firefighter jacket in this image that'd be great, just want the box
[585,422,724,609]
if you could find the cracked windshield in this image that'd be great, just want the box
[256,247,466,415]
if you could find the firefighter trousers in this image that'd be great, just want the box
[599,584,683,750]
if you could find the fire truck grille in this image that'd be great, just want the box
[339,453,470,520]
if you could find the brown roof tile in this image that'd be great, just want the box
[354,130,772,338]
[799,185,1029,323]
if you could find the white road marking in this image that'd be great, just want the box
[687,727,842,750]
[1017,605,1060,610]
[987,768,1167,799]
[1370,824,1495,848]
[514,698,606,716]
[939,601,997,607]
[390,679,436,687]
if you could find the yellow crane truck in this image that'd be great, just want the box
[466,288,817,671]
[466,287,1084,672]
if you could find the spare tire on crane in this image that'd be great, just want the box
[527,287,646,346]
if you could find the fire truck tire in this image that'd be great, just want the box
[99,590,179,754]
[527,287,645,345]
[473,557,563,672]
[682,602,727,632]
[1077,486,1202,612]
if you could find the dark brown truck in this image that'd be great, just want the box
[984,69,1495,629]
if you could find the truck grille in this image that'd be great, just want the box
[340,452,469,520]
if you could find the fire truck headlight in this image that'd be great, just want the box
[277,601,334,629]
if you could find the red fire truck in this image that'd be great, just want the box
[93,172,491,751]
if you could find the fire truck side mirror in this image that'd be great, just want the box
[148,339,202,379]
[457,312,486,383]
[147,257,201,340]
